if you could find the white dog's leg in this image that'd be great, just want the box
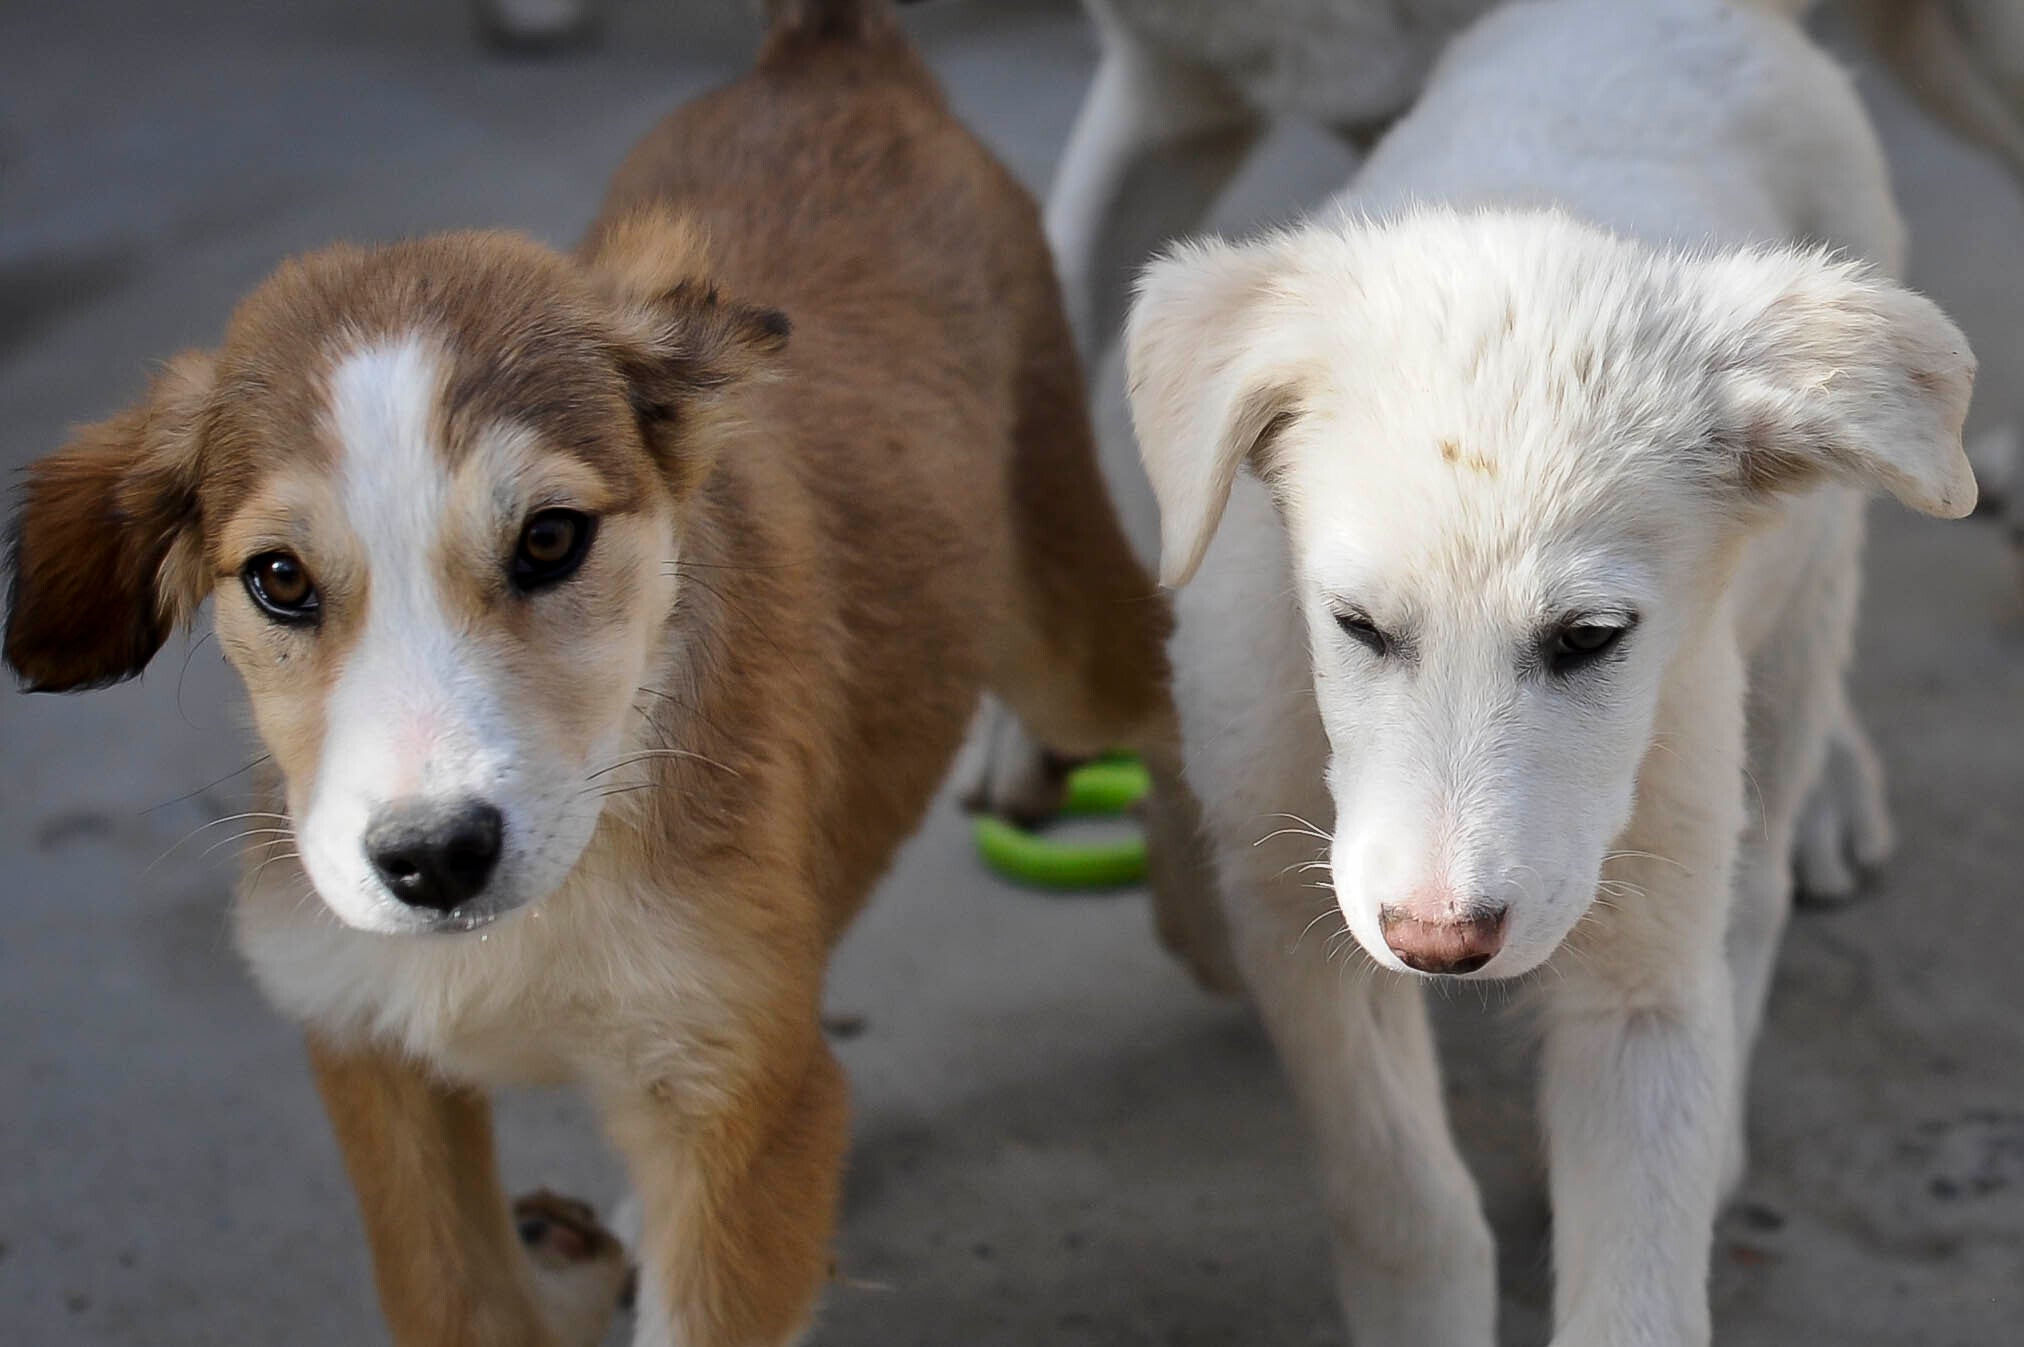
[1541,942,1734,1347]
[1729,509,1871,1193]
[1228,886,1496,1347]
[1791,695,1895,903]
[1542,653,1745,1347]
[1722,821,1796,1201]
[1045,38,1262,358]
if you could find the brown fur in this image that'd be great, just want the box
[4,4,1186,1343]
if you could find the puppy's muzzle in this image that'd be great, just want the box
[1378,904,1509,976]
[364,798,504,913]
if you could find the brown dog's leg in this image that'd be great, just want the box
[990,288,1241,993]
[308,1035,621,1347]
[600,1040,850,1347]
[995,291,1176,762]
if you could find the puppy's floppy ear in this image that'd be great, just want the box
[1126,237,1302,588]
[1697,249,1978,517]
[591,215,790,495]
[6,353,216,693]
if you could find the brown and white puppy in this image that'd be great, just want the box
[3,3,1187,1343]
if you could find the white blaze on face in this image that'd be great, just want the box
[296,336,601,932]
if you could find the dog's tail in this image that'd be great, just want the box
[1846,0,2024,185]
[760,0,910,45]
[1727,1,2024,188]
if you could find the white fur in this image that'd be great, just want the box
[1129,2,1977,1343]
[1051,0,2024,356]
[298,338,620,935]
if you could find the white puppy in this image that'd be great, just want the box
[1031,0,2018,901]
[1127,2,1978,1343]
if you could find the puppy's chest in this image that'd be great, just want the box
[233,865,719,1087]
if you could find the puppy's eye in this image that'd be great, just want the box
[1335,610,1390,658]
[243,552,320,625]
[512,510,596,592]
[1545,618,1634,675]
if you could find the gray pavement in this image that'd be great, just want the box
[1,2,2019,1344]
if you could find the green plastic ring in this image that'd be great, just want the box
[971,754,1151,890]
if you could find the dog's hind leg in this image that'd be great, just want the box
[1046,32,1263,360]
[984,283,1240,992]
[1792,693,1896,904]
[307,1036,625,1347]
[1724,513,1869,1198]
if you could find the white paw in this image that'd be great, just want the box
[956,697,1078,826]
[515,1189,633,1347]
[1793,713,1895,905]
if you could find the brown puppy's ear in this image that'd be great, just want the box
[588,213,790,494]
[607,282,791,495]
[6,353,216,692]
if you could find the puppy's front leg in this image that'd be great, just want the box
[307,1034,559,1347]
[1540,890,1736,1347]
[600,1039,850,1347]
[1228,884,1496,1347]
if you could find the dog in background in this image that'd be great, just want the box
[1057,0,2024,358]
[4,2,1188,1342]
[1127,0,1978,1341]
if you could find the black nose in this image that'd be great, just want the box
[363,799,504,912]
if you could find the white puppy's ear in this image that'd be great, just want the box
[1126,238,1303,587]
[1698,250,1978,517]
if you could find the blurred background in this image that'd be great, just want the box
[1,2,2019,1343]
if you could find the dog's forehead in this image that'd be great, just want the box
[200,235,651,513]
[1279,218,1715,603]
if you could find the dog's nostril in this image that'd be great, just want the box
[363,799,505,914]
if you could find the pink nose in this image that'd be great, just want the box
[1378,905,1508,975]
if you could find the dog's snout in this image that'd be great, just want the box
[1378,904,1509,975]
[364,799,504,913]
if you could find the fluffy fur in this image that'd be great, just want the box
[5,4,1187,1344]
[1056,0,2024,355]
[1127,2,1978,1343]
[1048,0,2019,901]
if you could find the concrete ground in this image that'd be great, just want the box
[1,2,2019,1344]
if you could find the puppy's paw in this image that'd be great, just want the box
[957,697,1080,827]
[1793,713,1895,906]
[514,1189,633,1347]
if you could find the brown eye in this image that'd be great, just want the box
[511,510,595,592]
[243,552,320,624]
